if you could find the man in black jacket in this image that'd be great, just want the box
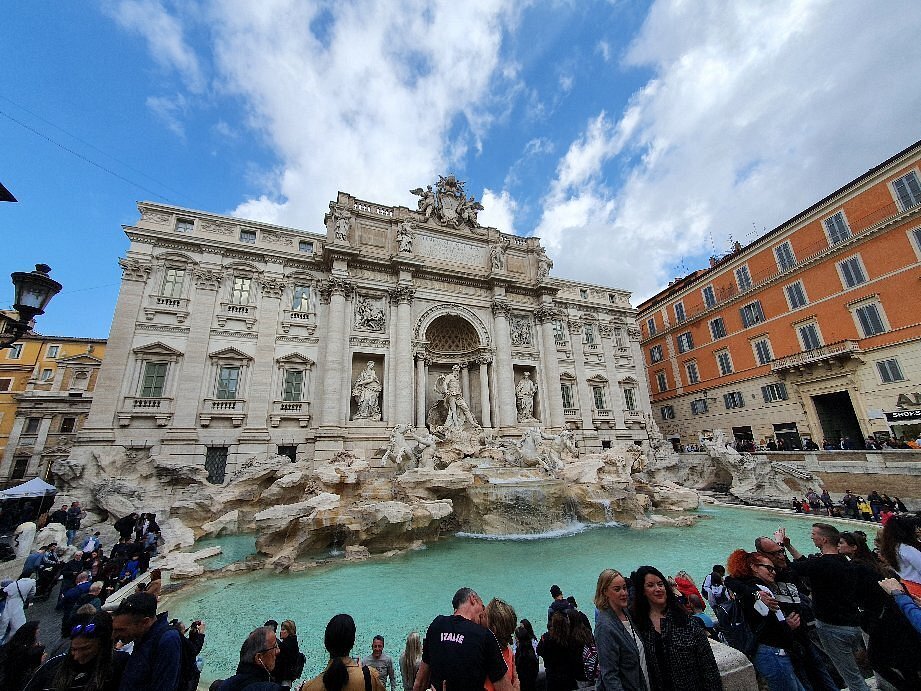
[217,626,282,690]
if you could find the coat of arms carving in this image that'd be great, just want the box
[410,175,484,232]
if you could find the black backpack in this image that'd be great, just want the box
[154,627,200,691]
[714,596,762,659]
[292,651,306,679]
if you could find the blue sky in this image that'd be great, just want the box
[2,1,919,339]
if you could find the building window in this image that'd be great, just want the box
[740,301,765,328]
[583,324,596,345]
[838,256,867,288]
[11,456,29,480]
[824,212,851,245]
[282,369,304,402]
[798,322,823,351]
[561,383,575,410]
[646,318,657,336]
[278,445,298,462]
[204,447,228,484]
[893,170,921,211]
[650,345,663,363]
[161,267,186,298]
[230,276,252,304]
[7,344,23,359]
[298,240,314,253]
[175,218,194,233]
[580,289,588,299]
[674,302,686,324]
[623,388,637,411]
[702,285,716,309]
[785,281,808,310]
[46,344,60,358]
[774,241,796,272]
[240,229,257,244]
[39,368,53,381]
[655,371,668,393]
[723,392,745,409]
[60,417,76,433]
[716,349,734,376]
[761,382,788,402]
[608,293,618,304]
[660,405,675,420]
[614,329,625,348]
[709,317,726,340]
[139,362,168,398]
[690,399,708,415]
[909,226,921,259]
[877,358,904,383]
[853,301,887,337]
[676,332,694,353]
[752,338,773,366]
[685,361,700,385]
[735,265,752,292]
[0,378,11,392]
[216,366,241,399]
[592,386,606,410]
[291,286,311,312]
[25,417,41,434]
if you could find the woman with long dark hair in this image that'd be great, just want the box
[24,611,126,691]
[515,623,538,691]
[630,565,721,691]
[879,516,921,597]
[0,621,45,690]
[537,611,582,691]
[300,614,384,691]
[594,568,648,691]
[838,532,886,575]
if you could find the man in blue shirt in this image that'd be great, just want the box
[113,592,182,691]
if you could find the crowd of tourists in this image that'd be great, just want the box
[791,488,910,522]
[5,510,921,690]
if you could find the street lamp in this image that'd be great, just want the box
[0,264,63,348]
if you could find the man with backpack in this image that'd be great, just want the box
[113,592,189,691]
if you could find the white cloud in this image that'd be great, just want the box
[145,93,189,138]
[479,188,518,235]
[201,0,518,227]
[535,0,921,302]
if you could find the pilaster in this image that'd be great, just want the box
[491,298,517,427]
[536,305,565,428]
[569,318,597,433]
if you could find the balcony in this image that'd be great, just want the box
[624,410,645,425]
[143,295,190,323]
[771,340,862,374]
[270,399,311,427]
[217,302,257,330]
[118,396,174,427]
[592,408,612,419]
[199,398,247,427]
[280,309,317,334]
[563,408,580,418]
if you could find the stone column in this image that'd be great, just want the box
[319,278,353,426]
[245,275,286,428]
[170,267,224,429]
[392,287,415,424]
[478,357,492,428]
[627,323,653,415]
[0,415,27,473]
[491,298,517,427]
[569,318,596,431]
[461,363,471,400]
[416,355,428,427]
[599,322,626,429]
[536,305,565,428]
[84,258,152,432]
[29,415,54,475]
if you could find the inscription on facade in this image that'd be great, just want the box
[415,233,488,266]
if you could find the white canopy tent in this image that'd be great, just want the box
[0,477,57,499]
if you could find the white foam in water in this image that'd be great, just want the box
[457,522,591,540]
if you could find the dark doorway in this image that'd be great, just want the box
[773,423,802,451]
[812,391,864,449]
[732,426,754,444]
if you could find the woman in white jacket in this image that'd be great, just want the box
[0,576,36,644]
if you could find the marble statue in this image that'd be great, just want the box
[381,424,416,468]
[504,428,559,475]
[510,315,533,347]
[457,195,483,227]
[516,371,538,422]
[542,428,578,468]
[433,364,480,432]
[334,208,352,243]
[354,296,386,332]
[396,219,415,253]
[406,426,439,469]
[537,247,553,280]
[410,185,436,221]
[490,239,509,271]
[352,361,383,420]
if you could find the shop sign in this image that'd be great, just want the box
[885,409,921,422]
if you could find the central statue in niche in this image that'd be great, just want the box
[352,361,382,421]
[428,364,480,432]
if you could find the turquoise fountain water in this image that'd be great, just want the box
[170,506,871,686]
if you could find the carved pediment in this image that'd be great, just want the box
[276,353,315,367]
[619,376,639,385]
[133,342,184,357]
[560,371,577,382]
[154,250,198,265]
[57,354,103,366]
[586,374,609,384]
[208,346,253,361]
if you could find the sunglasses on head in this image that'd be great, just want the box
[71,623,98,637]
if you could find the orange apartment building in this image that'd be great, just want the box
[637,140,921,450]
[0,331,106,487]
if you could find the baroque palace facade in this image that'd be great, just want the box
[76,177,650,481]
[638,140,921,450]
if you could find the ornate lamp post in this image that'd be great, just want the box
[0,264,63,348]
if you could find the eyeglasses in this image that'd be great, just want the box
[71,623,97,637]
[754,563,776,572]
[259,642,280,654]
